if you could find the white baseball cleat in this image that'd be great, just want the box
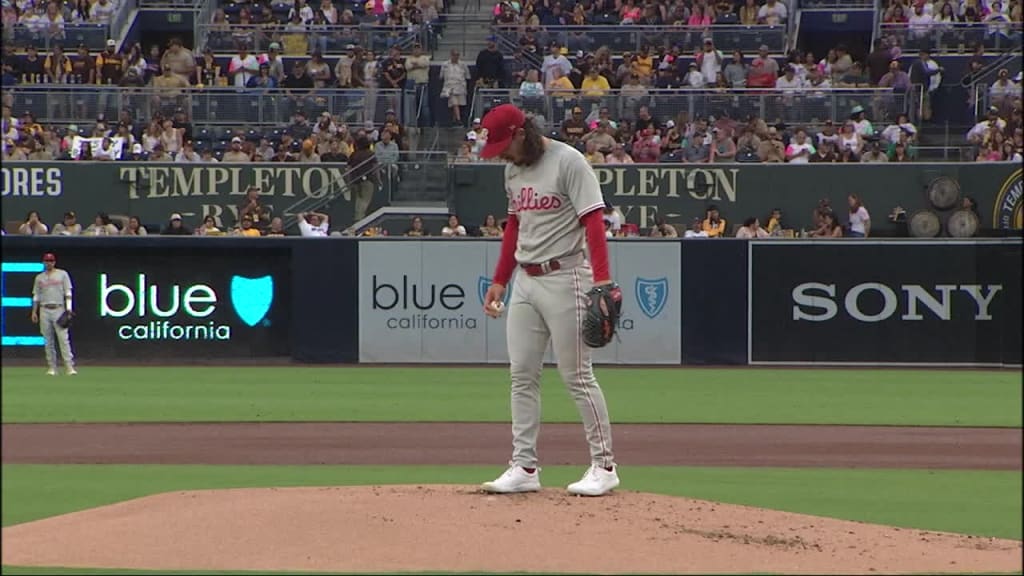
[567,464,620,496]
[46,369,57,376]
[66,368,78,375]
[481,462,541,493]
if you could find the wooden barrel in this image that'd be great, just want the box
[946,208,980,238]
[909,209,942,238]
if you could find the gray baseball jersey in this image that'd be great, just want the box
[505,139,606,264]
[33,269,73,305]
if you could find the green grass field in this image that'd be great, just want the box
[1,366,1020,426]
[1,365,1021,575]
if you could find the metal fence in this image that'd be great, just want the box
[3,23,112,50]
[799,0,875,7]
[491,24,787,55]
[878,22,1023,54]
[472,87,911,128]
[8,85,416,126]
[195,23,427,54]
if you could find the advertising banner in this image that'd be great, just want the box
[748,240,1022,365]
[358,240,682,364]
[1,244,291,359]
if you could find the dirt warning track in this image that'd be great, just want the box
[2,423,1019,469]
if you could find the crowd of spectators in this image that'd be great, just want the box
[2,0,119,44]
[460,27,1023,163]
[492,0,790,30]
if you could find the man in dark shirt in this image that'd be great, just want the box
[237,185,271,231]
[866,39,891,86]
[382,46,407,113]
[20,46,46,83]
[346,136,380,223]
[287,109,313,141]
[561,106,588,145]
[475,41,505,88]
[70,44,95,84]
[281,61,315,119]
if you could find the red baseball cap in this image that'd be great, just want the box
[42,253,56,261]
[479,104,527,159]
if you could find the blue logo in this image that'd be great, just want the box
[478,276,513,307]
[635,277,668,319]
[230,275,275,327]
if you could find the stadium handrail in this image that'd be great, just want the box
[5,22,112,51]
[6,85,418,127]
[877,21,1023,54]
[490,23,788,54]
[472,87,913,128]
[194,22,428,53]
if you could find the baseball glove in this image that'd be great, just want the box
[56,310,74,329]
[581,283,623,348]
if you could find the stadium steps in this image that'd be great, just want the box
[432,9,495,59]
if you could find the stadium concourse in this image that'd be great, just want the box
[1,0,1022,236]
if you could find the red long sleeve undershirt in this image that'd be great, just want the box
[491,210,611,286]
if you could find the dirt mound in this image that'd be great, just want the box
[2,485,1020,574]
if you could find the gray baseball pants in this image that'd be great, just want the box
[506,261,615,469]
[40,306,75,371]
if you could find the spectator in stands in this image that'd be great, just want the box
[265,217,286,236]
[810,211,843,237]
[866,39,891,86]
[194,214,223,234]
[441,214,467,237]
[697,38,724,86]
[710,127,736,162]
[247,62,278,90]
[966,106,1007,144]
[375,129,399,180]
[632,126,661,162]
[738,0,758,24]
[84,212,118,235]
[890,141,914,162]
[480,214,503,238]
[405,216,429,236]
[228,44,259,88]
[148,143,172,161]
[298,212,330,236]
[811,140,837,162]
[862,138,889,162]
[406,43,431,126]
[152,64,189,116]
[850,106,875,137]
[723,50,747,88]
[161,37,194,84]
[990,68,1021,115]
[475,40,505,89]
[18,211,48,235]
[837,121,863,157]
[51,212,81,236]
[347,135,379,222]
[440,49,470,126]
[702,205,727,238]
[784,128,815,163]
[161,213,191,235]
[121,216,147,236]
[223,136,251,162]
[878,59,911,98]
[684,217,709,238]
[747,45,778,89]
[307,51,331,89]
[758,126,785,162]
[562,106,588,145]
[909,48,943,121]
[605,142,633,163]
[297,139,320,162]
[649,216,678,237]
[881,112,917,145]
[847,194,871,237]
[281,61,315,119]
[736,217,769,239]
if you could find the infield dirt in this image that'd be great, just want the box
[2,485,1022,574]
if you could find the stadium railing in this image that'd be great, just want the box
[490,24,788,55]
[472,87,911,129]
[798,0,875,7]
[4,23,112,50]
[195,23,428,54]
[8,85,417,127]
[878,22,1023,54]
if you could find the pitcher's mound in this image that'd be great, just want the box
[2,485,1020,574]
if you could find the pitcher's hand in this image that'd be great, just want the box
[483,283,506,318]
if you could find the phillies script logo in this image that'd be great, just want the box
[512,186,563,212]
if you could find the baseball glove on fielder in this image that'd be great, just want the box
[581,283,623,348]
[56,310,74,329]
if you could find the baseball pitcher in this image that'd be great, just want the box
[480,104,623,497]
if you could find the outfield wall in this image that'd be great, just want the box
[1,237,1020,367]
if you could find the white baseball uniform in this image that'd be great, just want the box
[502,139,615,469]
[32,268,75,372]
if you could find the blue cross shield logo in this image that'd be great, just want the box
[230,275,275,327]
[635,277,668,319]
[478,276,513,307]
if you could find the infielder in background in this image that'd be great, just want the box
[31,253,77,376]
[480,104,622,497]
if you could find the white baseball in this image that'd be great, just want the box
[490,301,505,314]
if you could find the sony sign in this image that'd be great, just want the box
[792,283,1003,322]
